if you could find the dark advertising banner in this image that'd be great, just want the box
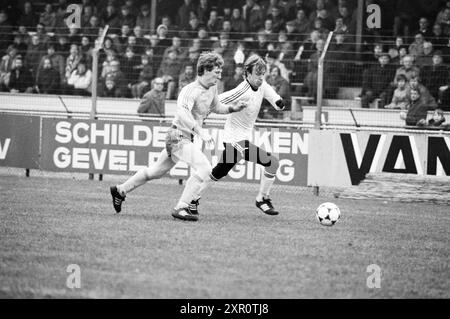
[41,119,309,186]
[0,114,40,169]
[308,129,450,187]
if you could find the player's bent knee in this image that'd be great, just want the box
[195,165,212,182]
[211,162,233,180]
[265,155,279,176]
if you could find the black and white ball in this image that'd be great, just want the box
[316,202,341,226]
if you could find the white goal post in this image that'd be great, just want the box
[315,31,334,129]
[90,25,110,120]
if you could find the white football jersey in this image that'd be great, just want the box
[219,80,281,143]
[172,79,218,137]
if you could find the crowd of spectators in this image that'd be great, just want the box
[0,0,450,123]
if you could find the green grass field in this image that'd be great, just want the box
[0,173,449,298]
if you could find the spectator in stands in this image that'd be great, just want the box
[408,75,438,109]
[435,6,450,36]
[416,17,433,39]
[223,63,244,91]
[100,77,119,97]
[242,0,264,33]
[0,11,14,54]
[83,16,101,42]
[120,47,141,96]
[230,8,247,39]
[114,25,132,53]
[67,23,82,46]
[146,35,164,76]
[66,61,92,96]
[180,48,199,75]
[163,37,187,62]
[37,44,65,86]
[135,4,152,32]
[223,6,233,21]
[12,33,28,57]
[132,26,147,52]
[337,6,355,33]
[262,19,278,43]
[360,53,395,108]
[394,55,421,84]
[102,4,121,32]
[290,0,310,21]
[265,50,290,83]
[25,35,46,78]
[65,44,83,83]
[80,36,94,59]
[81,4,94,28]
[264,65,291,118]
[177,0,196,29]
[267,6,286,33]
[415,42,434,67]
[333,17,349,34]
[177,64,196,95]
[409,33,426,57]
[196,0,210,25]
[18,2,38,28]
[102,60,127,97]
[430,24,447,50]
[131,54,154,98]
[8,56,34,93]
[207,9,222,36]
[311,17,330,36]
[54,4,68,30]
[249,29,270,57]
[137,77,165,116]
[157,49,182,99]
[400,88,433,126]
[35,23,51,45]
[101,37,118,62]
[289,9,309,41]
[294,29,321,61]
[393,0,419,38]
[39,3,56,32]
[385,74,410,110]
[421,52,448,101]
[308,0,334,31]
[35,58,60,94]
[276,31,295,69]
[196,27,212,51]
[0,46,17,91]
[119,5,136,28]
[156,24,172,50]
[55,35,70,59]
[427,109,448,128]
[284,20,299,43]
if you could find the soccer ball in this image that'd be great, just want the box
[316,202,341,226]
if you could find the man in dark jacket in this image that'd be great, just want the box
[36,58,60,94]
[8,57,34,93]
[137,77,166,116]
[361,53,396,108]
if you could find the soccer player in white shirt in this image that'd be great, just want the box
[110,52,247,221]
[190,54,286,216]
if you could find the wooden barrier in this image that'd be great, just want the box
[338,173,450,204]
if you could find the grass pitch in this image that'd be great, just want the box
[0,173,449,298]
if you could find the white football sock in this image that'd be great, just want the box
[117,169,149,196]
[193,180,208,201]
[256,172,276,201]
[175,174,204,209]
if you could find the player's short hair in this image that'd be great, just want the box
[244,54,267,77]
[196,51,224,76]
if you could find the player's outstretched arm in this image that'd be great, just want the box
[211,93,248,114]
[263,81,285,111]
